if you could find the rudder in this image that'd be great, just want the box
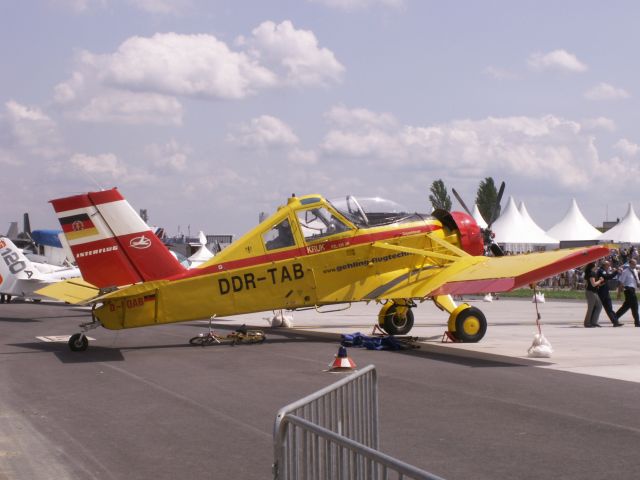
[50,188,186,289]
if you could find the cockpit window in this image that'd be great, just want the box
[330,195,419,227]
[263,219,295,251]
[297,207,350,242]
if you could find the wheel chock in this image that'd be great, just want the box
[441,330,460,343]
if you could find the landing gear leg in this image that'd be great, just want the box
[68,306,101,352]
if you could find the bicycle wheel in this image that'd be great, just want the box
[189,335,206,346]
[203,335,218,346]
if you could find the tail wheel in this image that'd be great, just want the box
[68,333,89,352]
[449,306,487,343]
[380,303,414,335]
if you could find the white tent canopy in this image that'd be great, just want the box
[188,231,215,267]
[546,198,601,241]
[492,197,558,250]
[518,201,559,244]
[598,203,640,243]
[472,204,488,229]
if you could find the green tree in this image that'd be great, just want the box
[475,177,501,224]
[429,179,452,211]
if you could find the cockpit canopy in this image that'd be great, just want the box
[329,196,420,227]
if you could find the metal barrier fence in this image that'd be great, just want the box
[273,365,444,480]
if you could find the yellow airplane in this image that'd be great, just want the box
[41,188,608,351]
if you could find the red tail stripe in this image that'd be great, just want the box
[88,189,125,205]
[50,188,124,214]
[50,194,93,213]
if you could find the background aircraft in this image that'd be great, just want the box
[0,237,82,302]
[41,188,608,351]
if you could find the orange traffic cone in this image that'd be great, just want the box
[329,346,357,372]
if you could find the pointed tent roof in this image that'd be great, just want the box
[598,204,640,243]
[546,198,601,241]
[188,231,215,267]
[493,196,559,244]
[472,204,488,229]
[491,197,528,243]
[518,201,558,244]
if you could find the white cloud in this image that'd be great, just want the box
[309,0,405,10]
[69,153,125,177]
[288,148,318,165]
[227,115,299,148]
[581,117,616,132]
[92,33,277,99]
[483,66,517,80]
[584,82,630,100]
[321,107,614,189]
[527,49,588,73]
[127,0,190,14]
[239,20,345,87]
[2,100,64,158]
[325,104,397,130]
[614,138,640,157]
[53,23,342,125]
[145,139,191,171]
[50,0,104,13]
[71,90,183,125]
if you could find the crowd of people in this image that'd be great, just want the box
[581,247,639,328]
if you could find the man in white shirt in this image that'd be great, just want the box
[616,259,640,327]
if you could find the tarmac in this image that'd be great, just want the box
[2,296,640,479]
[233,294,640,384]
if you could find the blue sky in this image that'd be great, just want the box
[2,0,639,236]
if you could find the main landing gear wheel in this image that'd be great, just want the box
[379,303,414,335]
[68,333,89,352]
[448,305,487,343]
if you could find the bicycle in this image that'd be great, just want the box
[189,317,266,346]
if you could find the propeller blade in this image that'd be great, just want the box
[451,188,473,216]
[489,242,505,257]
[487,181,505,227]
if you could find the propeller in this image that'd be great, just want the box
[451,188,473,217]
[452,182,506,257]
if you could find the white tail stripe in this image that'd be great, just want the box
[96,200,150,237]
[57,200,150,246]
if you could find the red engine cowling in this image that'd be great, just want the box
[432,209,484,256]
[450,211,484,256]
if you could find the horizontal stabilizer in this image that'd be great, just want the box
[88,280,169,303]
[35,278,99,304]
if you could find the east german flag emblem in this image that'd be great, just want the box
[60,213,99,240]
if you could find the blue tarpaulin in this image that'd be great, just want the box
[340,332,406,350]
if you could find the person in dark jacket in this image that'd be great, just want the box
[597,260,622,326]
[584,262,604,328]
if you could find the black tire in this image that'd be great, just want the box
[189,335,206,346]
[453,307,487,343]
[382,305,414,335]
[68,333,88,352]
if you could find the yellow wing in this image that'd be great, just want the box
[35,278,99,304]
[370,245,609,299]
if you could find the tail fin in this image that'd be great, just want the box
[50,188,186,288]
[0,237,44,294]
